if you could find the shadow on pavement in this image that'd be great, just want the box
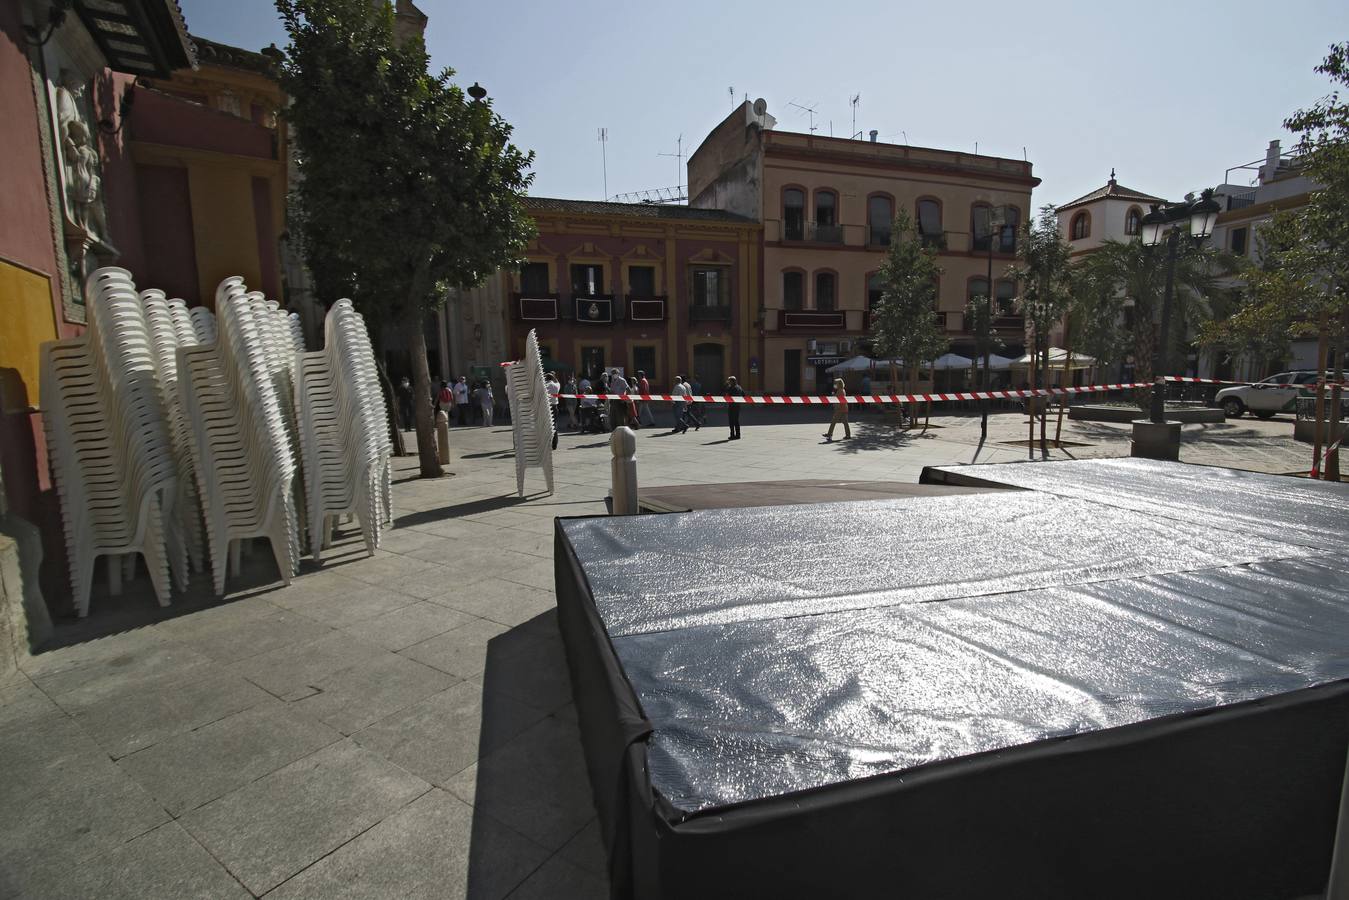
[467,610,606,897]
[829,421,936,455]
[395,495,532,528]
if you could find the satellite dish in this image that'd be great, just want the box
[753,98,767,117]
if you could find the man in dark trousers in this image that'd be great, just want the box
[725,375,745,440]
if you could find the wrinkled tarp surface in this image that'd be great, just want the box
[560,461,1349,815]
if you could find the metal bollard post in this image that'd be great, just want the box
[610,426,638,515]
[435,410,451,465]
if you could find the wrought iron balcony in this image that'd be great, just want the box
[516,293,559,321]
[626,296,667,322]
[573,294,616,324]
[961,312,1026,335]
[782,310,846,331]
[689,304,732,323]
[810,222,844,244]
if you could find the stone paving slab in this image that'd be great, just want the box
[0,412,1316,898]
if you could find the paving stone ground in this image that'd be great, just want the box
[0,406,1314,898]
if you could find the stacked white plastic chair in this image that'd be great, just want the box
[39,267,188,615]
[141,288,206,575]
[507,329,555,497]
[293,299,391,561]
[177,276,300,595]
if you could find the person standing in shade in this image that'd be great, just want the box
[397,376,414,430]
[824,377,851,441]
[725,375,744,440]
[609,369,630,430]
[562,373,579,430]
[544,371,561,449]
[637,370,656,426]
[453,376,470,426]
[476,380,495,427]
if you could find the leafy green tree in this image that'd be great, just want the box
[277,0,535,477]
[1009,206,1076,443]
[869,211,948,403]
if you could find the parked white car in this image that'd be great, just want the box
[1215,371,1319,419]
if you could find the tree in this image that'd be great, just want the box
[277,0,535,477]
[1079,237,1235,409]
[869,210,948,416]
[1012,206,1075,444]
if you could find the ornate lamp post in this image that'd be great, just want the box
[979,205,1009,438]
[1130,188,1220,458]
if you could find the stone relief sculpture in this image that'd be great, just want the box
[55,72,107,240]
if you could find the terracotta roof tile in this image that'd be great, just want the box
[522,196,756,224]
[1058,180,1165,212]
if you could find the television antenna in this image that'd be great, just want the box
[728,85,734,111]
[598,127,608,200]
[850,93,861,139]
[657,134,684,194]
[788,101,818,134]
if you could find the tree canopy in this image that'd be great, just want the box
[869,210,948,381]
[277,0,535,475]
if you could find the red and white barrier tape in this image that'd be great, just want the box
[555,381,1156,405]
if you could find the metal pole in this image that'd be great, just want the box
[1149,230,1179,424]
[980,230,994,437]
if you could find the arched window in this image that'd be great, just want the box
[867,272,884,309]
[995,279,1017,316]
[815,190,837,227]
[1070,211,1090,241]
[783,188,805,241]
[868,195,894,246]
[1124,207,1142,236]
[916,198,942,247]
[783,270,804,310]
[971,204,992,252]
[815,271,837,311]
[999,206,1020,253]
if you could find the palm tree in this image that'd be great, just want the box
[1080,238,1238,408]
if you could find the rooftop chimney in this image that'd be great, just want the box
[868,130,878,143]
[1259,139,1281,184]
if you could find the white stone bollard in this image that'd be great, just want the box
[610,426,638,516]
[436,410,451,465]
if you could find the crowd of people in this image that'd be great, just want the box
[543,369,749,441]
[396,375,507,430]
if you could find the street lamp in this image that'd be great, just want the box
[1139,188,1220,424]
[979,204,1009,438]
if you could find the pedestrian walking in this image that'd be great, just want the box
[453,376,470,426]
[476,380,495,427]
[725,376,744,440]
[683,376,702,430]
[824,377,851,441]
[637,371,656,426]
[436,380,453,422]
[670,375,688,432]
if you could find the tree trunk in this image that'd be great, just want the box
[1312,315,1328,477]
[409,327,443,478]
[1039,344,1049,449]
[1055,316,1073,445]
[1327,308,1347,481]
[375,358,407,458]
[1133,307,1156,412]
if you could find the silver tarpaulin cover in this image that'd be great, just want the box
[560,461,1349,814]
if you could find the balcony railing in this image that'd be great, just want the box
[689,304,731,323]
[962,312,1026,335]
[573,294,615,324]
[782,310,846,331]
[867,227,892,248]
[626,296,666,322]
[810,222,844,244]
[516,293,559,321]
[1227,192,1256,211]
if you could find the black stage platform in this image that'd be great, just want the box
[554,459,1349,899]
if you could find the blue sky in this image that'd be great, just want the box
[182,0,1349,209]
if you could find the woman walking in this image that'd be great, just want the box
[476,380,495,427]
[824,377,851,441]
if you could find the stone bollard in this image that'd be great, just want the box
[436,410,451,465]
[610,426,638,515]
